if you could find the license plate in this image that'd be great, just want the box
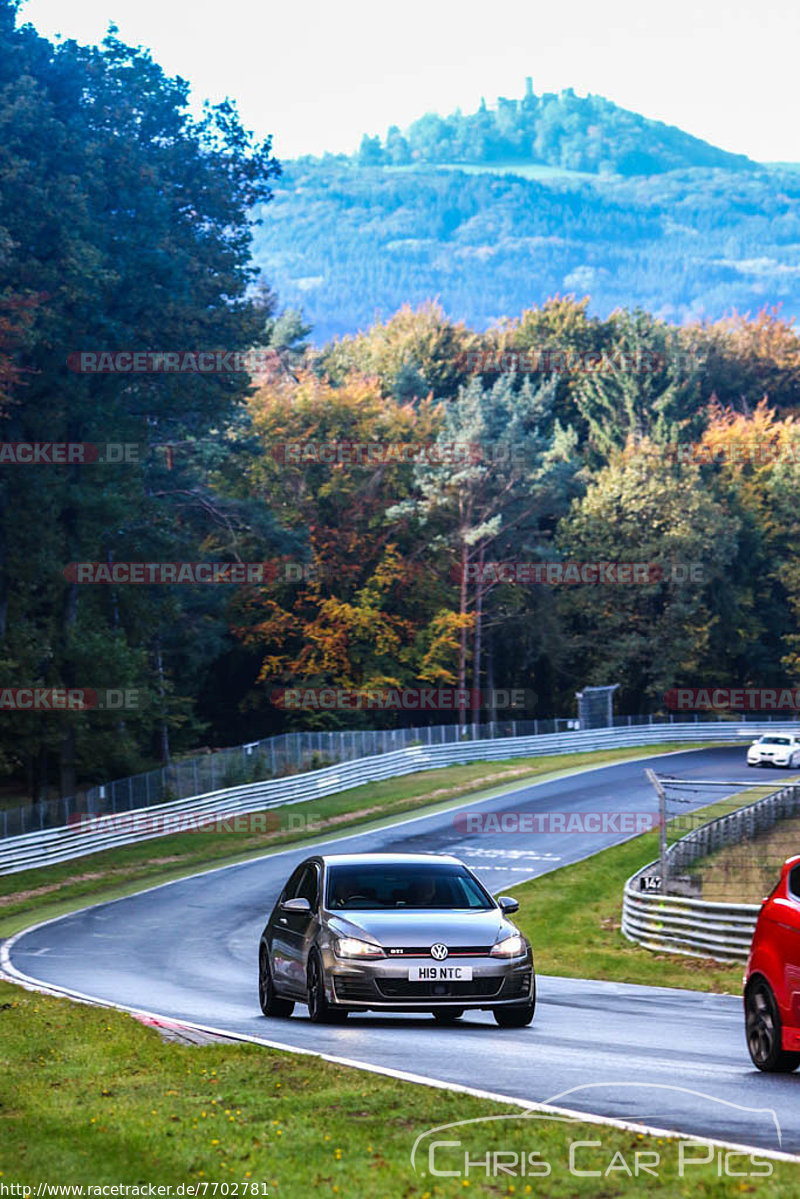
[408,965,473,981]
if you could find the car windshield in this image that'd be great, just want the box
[760,737,792,745]
[325,863,494,910]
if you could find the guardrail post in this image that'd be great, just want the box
[645,768,669,891]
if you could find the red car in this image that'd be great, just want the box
[744,854,800,1071]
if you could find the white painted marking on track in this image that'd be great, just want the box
[472,864,559,871]
[455,846,561,860]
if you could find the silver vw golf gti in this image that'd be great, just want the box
[258,852,535,1026]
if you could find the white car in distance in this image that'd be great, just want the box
[747,733,800,768]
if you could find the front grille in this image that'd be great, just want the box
[384,945,493,958]
[376,978,503,1000]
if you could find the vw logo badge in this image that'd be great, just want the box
[430,943,449,961]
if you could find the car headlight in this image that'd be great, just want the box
[490,933,526,958]
[333,936,384,959]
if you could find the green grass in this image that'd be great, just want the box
[1,979,797,1196]
[0,743,711,938]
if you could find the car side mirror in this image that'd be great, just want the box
[497,895,519,914]
[282,897,312,913]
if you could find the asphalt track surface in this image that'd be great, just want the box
[7,746,800,1155]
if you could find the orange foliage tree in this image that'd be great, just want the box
[232,371,463,726]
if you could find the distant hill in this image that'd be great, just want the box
[250,88,799,345]
[351,81,756,177]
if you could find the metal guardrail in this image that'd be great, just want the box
[622,890,760,961]
[7,710,799,840]
[2,717,586,839]
[622,783,800,961]
[0,720,791,877]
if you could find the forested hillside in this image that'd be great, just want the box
[251,160,800,343]
[250,84,797,344]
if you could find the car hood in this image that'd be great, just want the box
[325,908,518,947]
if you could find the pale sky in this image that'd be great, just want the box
[18,0,800,164]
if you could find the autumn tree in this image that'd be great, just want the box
[234,372,451,727]
[683,307,800,415]
[694,400,800,686]
[319,301,481,402]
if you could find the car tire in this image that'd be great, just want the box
[745,978,800,1072]
[493,979,536,1028]
[307,950,348,1023]
[432,1008,464,1023]
[258,944,294,1018]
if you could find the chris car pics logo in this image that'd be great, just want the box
[410,1085,781,1181]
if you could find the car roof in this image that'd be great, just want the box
[316,852,465,867]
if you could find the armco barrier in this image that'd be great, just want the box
[3,717,590,839]
[622,890,759,961]
[8,711,798,840]
[621,783,800,961]
[0,721,793,876]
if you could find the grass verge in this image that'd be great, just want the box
[0,742,711,938]
[1,978,796,1196]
